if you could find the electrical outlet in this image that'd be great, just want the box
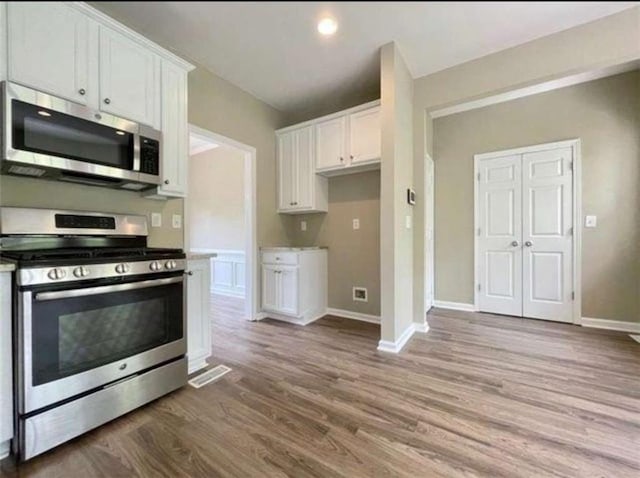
[151,213,162,228]
[172,214,182,229]
[405,215,412,229]
[585,215,597,228]
[353,218,360,230]
[301,220,307,232]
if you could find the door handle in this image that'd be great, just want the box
[525,241,533,247]
[511,241,519,247]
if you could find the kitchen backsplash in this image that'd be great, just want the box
[0,176,184,249]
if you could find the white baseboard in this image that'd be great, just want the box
[414,322,430,333]
[581,317,640,334]
[1,440,10,459]
[433,300,476,312]
[260,310,324,326]
[377,324,416,353]
[326,308,381,324]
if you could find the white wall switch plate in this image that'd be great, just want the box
[151,213,162,228]
[405,215,412,229]
[300,220,307,231]
[584,215,597,228]
[353,218,360,230]
[172,214,182,229]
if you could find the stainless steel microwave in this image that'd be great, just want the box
[1,82,162,190]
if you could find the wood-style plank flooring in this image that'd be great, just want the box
[2,294,639,477]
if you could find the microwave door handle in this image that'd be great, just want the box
[34,276,183,301]
[133,134,141,172]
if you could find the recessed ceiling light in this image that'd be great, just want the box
[37,110,51,117]
[116,130,126,136]
[317,18,338,36]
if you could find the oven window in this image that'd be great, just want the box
[31,280,183,386]
[12,99,134,170]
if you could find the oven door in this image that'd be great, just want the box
[18,274,186,414]
[2,81,149,186]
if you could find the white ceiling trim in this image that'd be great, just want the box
[430,60,640,119]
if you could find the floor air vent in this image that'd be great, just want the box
[188,365,232,389]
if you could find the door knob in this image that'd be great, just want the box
[78,88,86,95]
[511,241,519,247]
[525,241,533,247]
[104,98,111,104]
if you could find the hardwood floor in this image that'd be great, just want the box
[2,296,639,477]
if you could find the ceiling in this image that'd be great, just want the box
[91,2,637,119]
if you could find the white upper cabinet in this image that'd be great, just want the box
[315,116,347,171]
[278,130,296,211]
[7,2,97,106]
[279,101,380,180]
[349,106,381,164]
[277,126,328,214]
[99,26,160,128]
[157,61,188,196]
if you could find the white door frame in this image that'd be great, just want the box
[185,124,259,322]
[424,154,435,313]
[473,139,582,324]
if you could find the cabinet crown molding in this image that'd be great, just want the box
[70,2,195,72]
[276,99,380,135]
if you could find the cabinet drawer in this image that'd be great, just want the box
[262,252,299,266]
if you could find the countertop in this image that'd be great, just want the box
[260,247,328,251]
[0,260,16,273]
[186,252,219,261]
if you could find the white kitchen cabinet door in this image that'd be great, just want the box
[315,116,346,171]
[262,265,280,312]
[187,258,211,374]
[277,131,296,211]
[0,273,12,455]
[99,26,160,127]
[348,106,380,164]
[157,61,188,197]
[294,126,314,209]
[278,267,299,317]
[7,2,97,106]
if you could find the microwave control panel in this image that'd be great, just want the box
[139,137,160,176]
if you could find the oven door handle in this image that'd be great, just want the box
[34,276,184,301]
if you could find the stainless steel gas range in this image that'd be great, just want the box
[0,207,187,461]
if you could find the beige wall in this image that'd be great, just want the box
[0,177,184,248]
[433,71,640,323]
[285,171,381,316]
[188,145,245,251]
[188,66,289,248]
[412,7,640,329]
[380,43,415,342]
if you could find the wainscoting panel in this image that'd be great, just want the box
[211,250,246,298]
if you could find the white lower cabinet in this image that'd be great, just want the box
[261,249,327,325]
[0,272,13,458]
[186,258,211,374]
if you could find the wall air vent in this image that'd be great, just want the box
[8,165,46,177]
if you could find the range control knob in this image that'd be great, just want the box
[165,260,177,270]
[115,263,130,274]
[149,261,162,271]
[73,266,89,278]
[47,268,66,280]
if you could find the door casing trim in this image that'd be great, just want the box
[473,139,582,324]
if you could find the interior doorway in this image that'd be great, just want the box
[473,139,582,324]
[185,125,258,323]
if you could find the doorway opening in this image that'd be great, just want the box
[185,125,258,325]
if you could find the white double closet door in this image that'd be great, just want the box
[477,145,574,323]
